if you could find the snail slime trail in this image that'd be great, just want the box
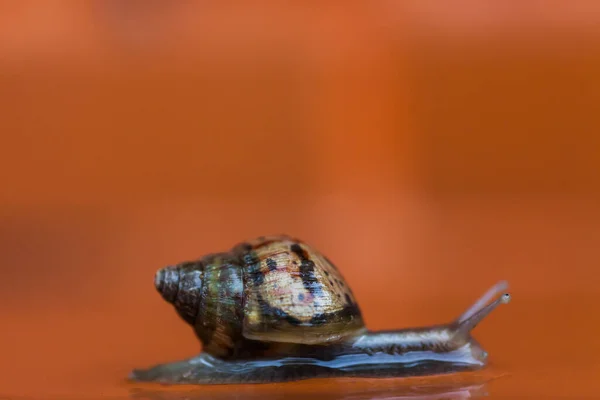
[130,235,511,385]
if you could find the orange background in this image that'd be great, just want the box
[1,2,599,399]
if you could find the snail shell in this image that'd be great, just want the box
[154,235,366,358]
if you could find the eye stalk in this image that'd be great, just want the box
[452,281,511,341]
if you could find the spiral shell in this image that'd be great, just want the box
[154,235,365,358]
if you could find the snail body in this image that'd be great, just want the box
[130,235,510,385]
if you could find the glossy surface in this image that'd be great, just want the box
[1,1,600,398]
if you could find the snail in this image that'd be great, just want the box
[130,235,510,385]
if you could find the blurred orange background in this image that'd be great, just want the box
[1,2,599,399]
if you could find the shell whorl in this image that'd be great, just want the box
[154,263,203,326]
[154,266,179,302]
[154,255,245,358]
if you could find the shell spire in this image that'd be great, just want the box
[154,266,180,303]
[154,263,204,326]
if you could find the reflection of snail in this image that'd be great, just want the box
[130,235,510,384]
